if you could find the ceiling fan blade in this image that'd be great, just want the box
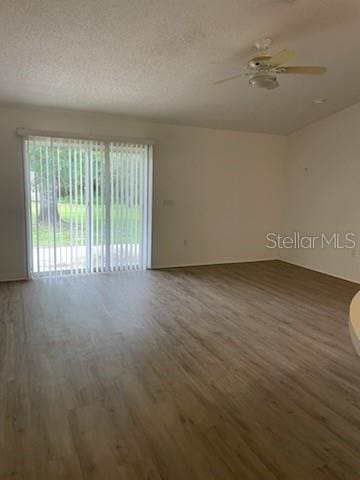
[276,66,327,75]
[210,73,244,85]
[268,49,295,66]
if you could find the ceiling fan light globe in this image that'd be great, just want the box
[249,74,278,89]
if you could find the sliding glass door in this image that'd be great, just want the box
[25,135,152,277]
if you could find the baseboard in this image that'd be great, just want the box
[0,274,28,282]
[279,259,360,286]
[151,258,279,270]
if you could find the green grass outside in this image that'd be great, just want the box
[32,202,141,247]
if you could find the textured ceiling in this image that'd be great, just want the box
[0,0,360,134]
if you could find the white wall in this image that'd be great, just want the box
[282,101,360,283]
[0,104,285,280]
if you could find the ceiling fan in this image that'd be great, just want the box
[212,38,327,90]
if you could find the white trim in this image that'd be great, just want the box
[280,258,360,285]
[16,128,155,146]
[151,258,278,269]
[0,274,29,282]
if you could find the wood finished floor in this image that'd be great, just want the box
[1,260,360,480]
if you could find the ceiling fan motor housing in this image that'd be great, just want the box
[248,55,273,70]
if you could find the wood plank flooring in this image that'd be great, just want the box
[1,260,360,479]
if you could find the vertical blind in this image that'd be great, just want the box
[24,135,152,277]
